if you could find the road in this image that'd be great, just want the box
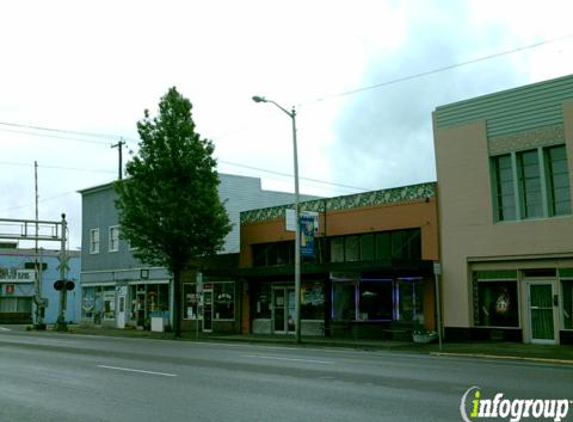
[0,329,572,422]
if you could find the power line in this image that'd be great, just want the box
[299,33,573,105]
[0,161,115,174]
[0,190,77,213]
[219,159,369,192]
[0,121,134,141]
[0,127,113,146]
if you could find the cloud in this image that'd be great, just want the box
[329,2,538,191]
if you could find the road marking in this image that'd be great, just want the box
[0,327,11,331]
[97,365,178,377]
[244,354,334,365]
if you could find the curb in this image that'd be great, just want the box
[431,352,573,365]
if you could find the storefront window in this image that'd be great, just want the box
[301,282,325,320]
[332,278,424,323]
[214,282,234,320]
[359,280,393,321]
[253,284,271,319]
[82,287,95,319]
[147,284,169,316]
[396,279,424,322]
[332,281,356,321]
[475,281,519,327]
[562,280,573,330]
[183,284,199,320]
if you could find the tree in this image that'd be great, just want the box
[115,87,231,337]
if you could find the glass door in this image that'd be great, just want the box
[528,283,557,344]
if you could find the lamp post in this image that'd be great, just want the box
[252,95,302,344]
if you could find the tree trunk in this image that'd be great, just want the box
[172,267,182,338]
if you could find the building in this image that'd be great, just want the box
[228,182,439,339]
[0,243,80,324]
[79,173,317,330]
[433,74,573,344]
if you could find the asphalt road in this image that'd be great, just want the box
[0,329,572,422]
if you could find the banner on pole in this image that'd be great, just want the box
[300,215,315,258]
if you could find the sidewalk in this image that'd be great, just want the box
[38,325,573,365]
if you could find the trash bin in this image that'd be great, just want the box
[150,316,165,332]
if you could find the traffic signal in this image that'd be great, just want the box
[53,280,75,291]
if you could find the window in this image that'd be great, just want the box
[546,145,571,216]
[301,282,325,320]
[562,280,573,330]
[344,236,360,262]
[253,284,272,319]
[89,228,100,254]
[332,281,356,321]
[474,280,519,327]
[330,229,422,263]
[252,242,293,267]
[183,284,200,320]
[214,282,234,320]
[492,145,571,221]
[359,280,393,321]
[330,238,344,263]
[517,149,543,219]
[332,278,423,322]
[492,154,516,221]
[109,226,119,252]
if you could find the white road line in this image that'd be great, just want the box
[97,365,178,377]
[0,327,11,331]
[244,354,334,365]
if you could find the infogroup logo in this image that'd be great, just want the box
[460,386,571,422]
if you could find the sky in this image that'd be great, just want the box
[2,0,573,250]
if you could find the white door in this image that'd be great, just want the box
[116,286,127,329]
[528,282,558,344]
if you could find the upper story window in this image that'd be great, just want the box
[546,145,571,216]
[89,228,100,254]
[492,145,571,222]
[109,226,120,253]
[252,241,293,267]
[330,229,421,263]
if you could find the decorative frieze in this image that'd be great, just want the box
[240,182,437,224]
[488,124,564,155]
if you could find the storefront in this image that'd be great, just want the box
[247,269,433,339]
[182,280,237,333]
[0,269,34,324]
[469,265,573,344]
[81,280,170,329]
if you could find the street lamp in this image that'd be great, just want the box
[252,95,302,344]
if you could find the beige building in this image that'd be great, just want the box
[433,75,573,345]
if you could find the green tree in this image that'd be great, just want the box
[115,87,231,337]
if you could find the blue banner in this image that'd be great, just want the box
[300,215,315,258]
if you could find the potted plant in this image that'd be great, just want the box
[412,322,438,344]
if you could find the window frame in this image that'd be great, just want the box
[108,225,120,253]
[89,228,100,254]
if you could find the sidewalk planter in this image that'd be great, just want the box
[412,332,437,344]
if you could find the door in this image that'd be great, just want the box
[116,286,127,329]
[272,287,295,334]
[203,287,213,333]
[528,283,557,344]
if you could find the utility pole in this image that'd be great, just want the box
[34,161,45,329]
[55,214,68,332]
[111,138,126,180]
